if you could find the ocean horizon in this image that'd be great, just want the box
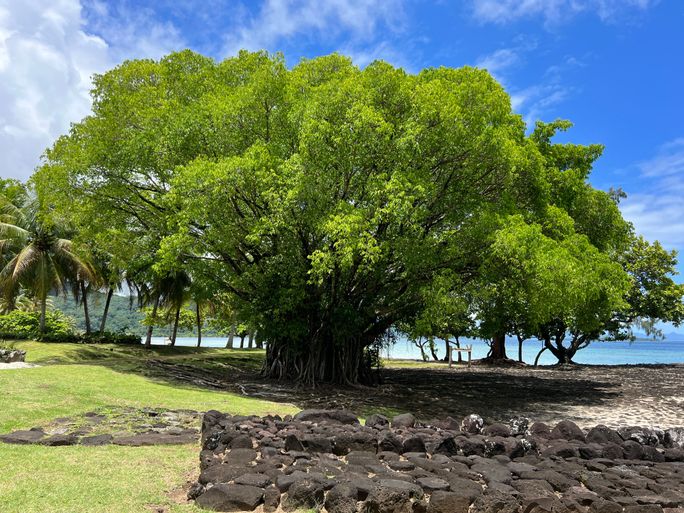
[149,335,684,366]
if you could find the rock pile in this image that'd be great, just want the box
[0,348,25,363]
[192,409,684,512]
[0,407,200,446]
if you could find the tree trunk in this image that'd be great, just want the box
[489,332,507,360]
[247,331,254,349]
[534,345,547,366]
[196,303,202,348]
[517,335,525,363]
[254,332,263,349]
[80,281,91,334]
[144,295,160,348]
[226,324,235,349]
[39,296,47,334]
[455,337,463,363]
[263,335,369,385]
[240,334,245,349]
[429,338,439,361]
[544,338,576,364]
[443,339,450,362]
[170,305,180,347]
[413,337,428,361]
[99,287,114,334]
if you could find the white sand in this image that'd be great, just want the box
[0,362,38,370]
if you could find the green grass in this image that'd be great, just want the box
[0,341,297,512]
[0,444,203,513]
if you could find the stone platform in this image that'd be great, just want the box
[192,409,684,512]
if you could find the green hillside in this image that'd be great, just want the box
[50,292,222,338]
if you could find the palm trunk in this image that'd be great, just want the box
[39,296,47,334]
[80,281,91,334]
[99,287,114,334]
[196,303,202,348]
[144,295,159,348]
[170,305,180,346]
[226,324,235,349]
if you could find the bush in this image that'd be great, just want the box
[79,332,142,345]
[0,309,75,339]
[0,311,140,344]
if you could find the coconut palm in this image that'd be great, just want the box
[137,270,192,347]
[0,197,93,333]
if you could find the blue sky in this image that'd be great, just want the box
[1,0,683,273]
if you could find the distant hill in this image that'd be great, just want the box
[50,292,222,337]
[631,331,684,342]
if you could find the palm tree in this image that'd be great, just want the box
[88,253,126,334]
[138,270,191,347]
[0,198,93,333]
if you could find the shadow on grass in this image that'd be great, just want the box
[12,341,633,424]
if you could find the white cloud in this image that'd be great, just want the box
[475,43,577,127]
[638,138,684,178]
[0,0,188,182]
[81,0,186,61]
[471,0,659,25]
[0,0,110,181]
[223,0,405,59]
[475,48,521,81]
[620,139,684,253]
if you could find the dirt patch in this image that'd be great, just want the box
[144,359,684,429]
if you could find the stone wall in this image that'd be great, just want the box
[192,409,684,512]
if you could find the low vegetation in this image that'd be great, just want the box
[0,341,297,512]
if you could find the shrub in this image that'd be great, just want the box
[79,332,141,345]
[0,309,75,339]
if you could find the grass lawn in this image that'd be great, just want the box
[0,341,298,512]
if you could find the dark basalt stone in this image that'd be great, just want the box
[40,434,79,446]
[587,425,624,445]
[263,485,280,512]
[402,435,426,454]
[324,483,357,513]
[427,490,471,513]
[0,429,45,444]
[473,491,521,513]
[551,420,586,442]
[199,464,249,485]
[530,422,552,438]
[80,434,113,446]
[282,479,325,511]
[392,413,417,429]
[190,410,684,513]
[294,409,359,425]
[234,473,271,488]
[195,483,264,511]
[365,413,390,429]
[483,423,512,437]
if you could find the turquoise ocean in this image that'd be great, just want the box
[150,335,684,365]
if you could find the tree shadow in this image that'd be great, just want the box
[24,342,679,426]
